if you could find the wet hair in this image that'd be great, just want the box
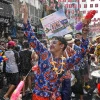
[74,38,80,44]
[23,42,29,49]
[75,32,82,35]
[40,40,47,48]
[52,36,67,51]
[15,46,20,52]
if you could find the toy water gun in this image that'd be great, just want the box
[10,65,38,100]
[10,81,24,100]
[0,50,3,56]
[0,50,8,63]
[75,10,96,30]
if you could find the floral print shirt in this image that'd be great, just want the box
[23,21,89,98]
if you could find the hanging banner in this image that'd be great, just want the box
[40,9,73,38]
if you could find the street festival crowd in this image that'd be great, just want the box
[0,3,100,100]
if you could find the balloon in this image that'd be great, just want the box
[75,22,83,30]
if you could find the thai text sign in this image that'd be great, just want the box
[40,9,73,38]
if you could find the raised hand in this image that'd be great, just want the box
[20,2,28,24]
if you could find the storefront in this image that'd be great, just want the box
[0,0,14,38]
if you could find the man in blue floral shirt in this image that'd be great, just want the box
[21,4,89,100]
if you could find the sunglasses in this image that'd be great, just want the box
[49,40,58,44]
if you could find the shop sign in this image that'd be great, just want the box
[0,18,9,23]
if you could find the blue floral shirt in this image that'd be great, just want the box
[23,21,89,97]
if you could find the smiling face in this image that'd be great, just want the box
[49,39,64,54]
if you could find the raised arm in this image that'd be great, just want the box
[66,35,89,70]
[21,3,49,57]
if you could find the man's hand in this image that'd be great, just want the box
[17,94,22,100]
[82,23,89,39]
[20,2,28,24]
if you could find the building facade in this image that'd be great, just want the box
[0,0,44,39]
[0,0,14,40]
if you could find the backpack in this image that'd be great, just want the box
[13,50,20,65]
[19,50,32,71]
[13,50,20,72]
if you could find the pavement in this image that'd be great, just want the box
[0,79,100,100]
[0,86,100,100]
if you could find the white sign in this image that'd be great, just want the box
[40,9,73,38]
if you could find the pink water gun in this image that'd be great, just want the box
[10,81,24,100]
[10,65,38,100]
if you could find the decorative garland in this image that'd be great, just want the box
[50,55,66,75]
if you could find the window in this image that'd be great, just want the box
[95,4,98,7]
[90,4,93,8]
[82,0,86,2]
[68,0,72,2]
[58,0,66,2]
[78,4,81,8]
[84,4,87,8]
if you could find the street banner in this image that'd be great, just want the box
[40,9,73,38]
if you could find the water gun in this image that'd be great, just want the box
[10,81,24,100]
[0,50,8,63]
[10,65,38,100]
[75,10,96,30]
[0,50,3,56]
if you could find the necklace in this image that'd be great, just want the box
[50,54,66,75]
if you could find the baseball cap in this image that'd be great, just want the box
[8,41,16,47]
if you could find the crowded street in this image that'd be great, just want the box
[0,80,100,100]
[0,0,100,100]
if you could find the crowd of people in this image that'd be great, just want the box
[0,3,100,100]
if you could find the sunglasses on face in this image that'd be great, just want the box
[49,40,59,45]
